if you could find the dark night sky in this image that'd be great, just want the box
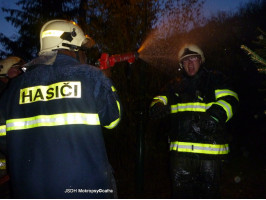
[0,0,252,38]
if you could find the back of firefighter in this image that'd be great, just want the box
[0,19,121,198]
[149,44,239,198]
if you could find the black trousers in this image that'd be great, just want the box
[170,153,222,199]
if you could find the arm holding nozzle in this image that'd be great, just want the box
[96,52,139,70]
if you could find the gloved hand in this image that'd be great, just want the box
[200,113,219,135]
[149,103,170,120]
[190,113,219,136]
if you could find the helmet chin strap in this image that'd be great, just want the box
[62,43,79,51]
[74,51,88,64]
[75,51,80,62]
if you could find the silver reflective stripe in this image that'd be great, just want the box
[171,100,233,122]
[215,89,239,101]
[214,100,232,122]
[0,159,6,170]
[6,113,100,131]
[170,142,177,149]
[0,125,6,136]
[178,144,229,152]
[170,141,229,155]
[171,102,213,113]
[154,96,168,105]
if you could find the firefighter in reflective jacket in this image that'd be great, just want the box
[0,56,25,197]
[0,19,121,198]
[149,44,239,198]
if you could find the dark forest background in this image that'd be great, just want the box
[0,0,265,198]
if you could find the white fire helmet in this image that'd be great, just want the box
[178,44,205,64]
[39,19,95,55]
[0,56,22,77]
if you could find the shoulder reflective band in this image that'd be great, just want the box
[0,159,6,170]
[150,96,168,107]
[215,89,239,101]
[0,125,6,136]
[213,100,232,122]
[104,100,121,129]
[42,30,64,38]
[171,102,213,113]
[20,81,81,104]
[170,141,229,155]
[6,113,100,131]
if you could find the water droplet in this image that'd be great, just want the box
[234,176,241,183]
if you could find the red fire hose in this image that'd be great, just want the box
[97,52,138,70]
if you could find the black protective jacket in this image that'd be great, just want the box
[0,53,121,198]
[151,67,239,159]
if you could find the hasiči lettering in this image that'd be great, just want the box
[19,81,81,104]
